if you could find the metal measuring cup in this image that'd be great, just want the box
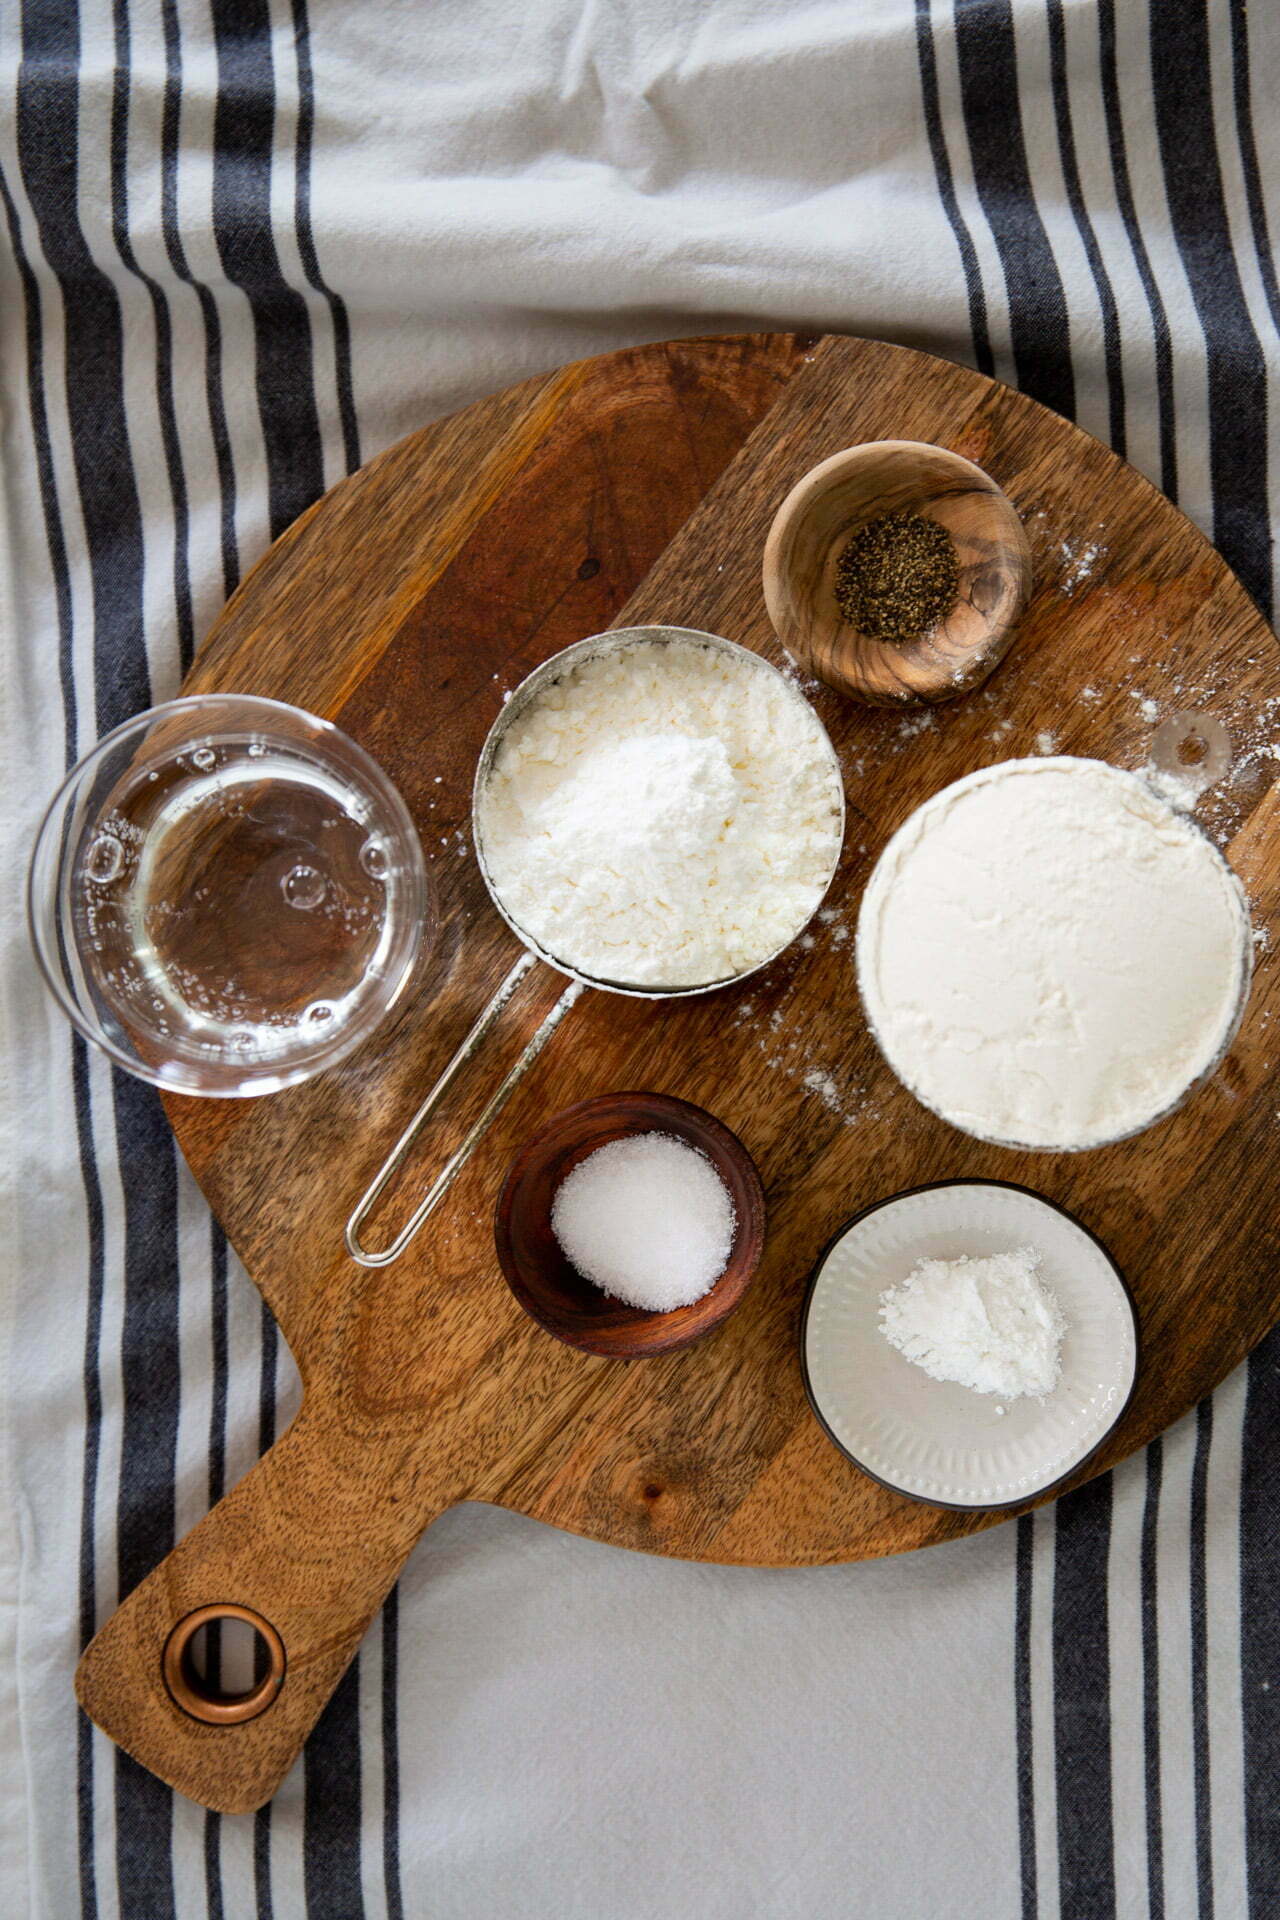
[345,625,846,1267]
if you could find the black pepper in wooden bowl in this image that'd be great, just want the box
[833,510,959,645]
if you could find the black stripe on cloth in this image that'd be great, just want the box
[1228,0,1280,340]
[290,0,360,475]
[383,1585,404,1920]
[16,0,149,734]
[210,0,325,542]
[109,0,194,670]
[305,1664,366,1920]
[1142,1440,1165,1920]
[1095,0,1176,499]
[1190,1401,1214,1919]
[111,1067,181,1920]
[912,0,994,377]
[1014,1516,1036,1920]
[0,166,77,766]
[1241,1327,1280,1912]
[15,7,181,1916]
[159,0,239,601]
[1148,0,1271,617]
[203,1811,225,1920]
[1045,0,1125,454]
[951,0,1075,419]
[0,136,103,1920]
[72,1041,106,1920]
[1053,1473,1117,1916]
[255,1803,274,1920]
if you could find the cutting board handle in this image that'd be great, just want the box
[74,1404,435,1814]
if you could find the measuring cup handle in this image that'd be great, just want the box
[345,961,586,1267]
[75,1405,437,1814]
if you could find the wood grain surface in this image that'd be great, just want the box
[75,332,1280,1813]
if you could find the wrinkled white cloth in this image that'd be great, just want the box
[3,3,1277,1917]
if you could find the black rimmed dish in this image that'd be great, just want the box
[799,1179,1140,1511]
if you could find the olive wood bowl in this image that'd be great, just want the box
[762,439,1032,707]
[494,1092,766,1358]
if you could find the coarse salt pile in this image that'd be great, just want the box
[878,1247,1066,1399]
[476,638,842,987]
[550,1132,736,1313]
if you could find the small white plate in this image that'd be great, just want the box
[801,1180,1139,1509]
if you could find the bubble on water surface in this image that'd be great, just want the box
[305,1001,334,1026]
[85,835,125,884]
[192,747,216,771]
[360,838,388,879]
[282,863,326,910]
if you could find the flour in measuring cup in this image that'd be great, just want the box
[476,639,843,987]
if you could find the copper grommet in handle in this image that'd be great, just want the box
[162,1604,286,1725]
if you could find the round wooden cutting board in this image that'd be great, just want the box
[77,333,1280,1813]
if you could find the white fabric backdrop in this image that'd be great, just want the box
[3,2,1277,1915]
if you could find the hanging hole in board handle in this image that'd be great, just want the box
[1149,711,1232,799]
[162,1603,286,1725]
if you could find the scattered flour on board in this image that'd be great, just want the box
[1056,537,1102,593]
[725,909,883,1126]
[803,1068,842,1109]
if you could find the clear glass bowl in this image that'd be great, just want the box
[28,695,430,1097]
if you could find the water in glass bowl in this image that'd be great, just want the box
[33,697,428,1095]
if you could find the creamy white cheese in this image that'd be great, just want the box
[857,757,1251,1149]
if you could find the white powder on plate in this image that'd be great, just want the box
[858,757,1251,1148]
[879,1247,1066,1398]
[475,638,843,987]
[550,1132,736,1312]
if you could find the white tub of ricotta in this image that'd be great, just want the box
[856,756,1252,1150]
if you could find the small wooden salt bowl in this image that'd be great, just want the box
[762,439,1032,707]
[495,1092,766,1358]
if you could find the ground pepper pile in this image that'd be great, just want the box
[833,509,958,644]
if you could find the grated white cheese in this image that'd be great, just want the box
[476,639,842,986]
[879,1247,1066,1398]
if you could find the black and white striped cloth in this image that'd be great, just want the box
[3,3,1277,1914]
